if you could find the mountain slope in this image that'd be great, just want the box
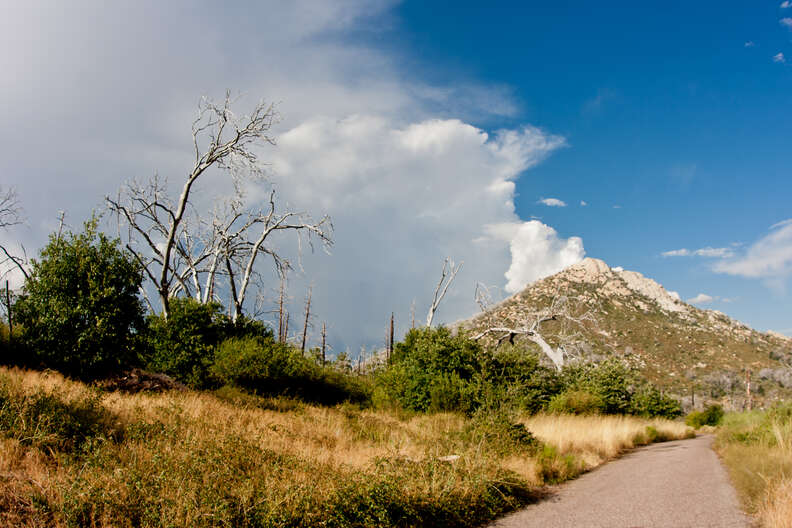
[459,258,792,408]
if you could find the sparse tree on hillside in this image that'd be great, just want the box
[473,293,596,371]
[106,92,331,319]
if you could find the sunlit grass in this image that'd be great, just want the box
[715,404,792,528]
[523,413,693,469]
[0,367,692,527]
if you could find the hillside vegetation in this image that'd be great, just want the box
[461,258,792,408]
[0,367,691,528]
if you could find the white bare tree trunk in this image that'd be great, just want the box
[426,258,462,327]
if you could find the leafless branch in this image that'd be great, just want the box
[426,258,462,327]
[473,293,597,371]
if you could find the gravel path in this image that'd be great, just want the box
[489,435,751,528]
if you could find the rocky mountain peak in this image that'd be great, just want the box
[538,257,687,314]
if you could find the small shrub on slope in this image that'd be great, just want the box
[547,389,604,415]
[686,404,724,428]
[211,336,370,405]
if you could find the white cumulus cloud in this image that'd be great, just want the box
[773,52,786,63]
[781,18,792,28]
[687,293,714,305]
[538,198,567,207]
[269,116,572,342]
[485,221,585,293]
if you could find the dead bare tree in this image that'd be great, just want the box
[473,294,596,371]
[300,286,312,355]
[0,186,29,281]
[426,258,462,327]
[106,93,331,319]
[222,192,331,322]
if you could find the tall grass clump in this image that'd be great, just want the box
[715,402,792,527]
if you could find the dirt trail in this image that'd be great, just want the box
[489,435,750,528]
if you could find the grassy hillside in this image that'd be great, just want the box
[0,367,691,527]
[461,259,792,408]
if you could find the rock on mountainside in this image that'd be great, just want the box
[460,258,792,409]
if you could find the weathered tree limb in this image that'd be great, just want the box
[426,258,462,327]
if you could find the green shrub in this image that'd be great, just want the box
[686,404,725,428]
[13,219,144,378]
[144,298,227,388]
[477,345,562,413]
[211,336,371,405]
[547,390,604,415]
[560,359,637,414]
[630,385,683,419]
[377,327,481,413]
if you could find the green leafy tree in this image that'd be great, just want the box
[14,220,144,377]
[144,297,227,388]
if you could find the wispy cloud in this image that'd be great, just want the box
[744,41,756,48]
[783,1,792,8]
[695,247,736,258]
[538,198,567,207]
[662,247,735,258]
[781,18,792,29]
[580,200,588,206]
[713,219,792,288]
[773,52,786,63]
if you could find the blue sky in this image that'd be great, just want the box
[1,1,790,349]
[391,1,792,334]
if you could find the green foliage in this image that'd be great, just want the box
[547,389,604,415]
[686,404,725,428]
[13,220,144,378]
[144,297,227,388]
[477,345,561,414]
[211,336,371,405]
[378,327,481,413]
[560,359,637,414]
[0,375,117,453]
[630,385,683,419]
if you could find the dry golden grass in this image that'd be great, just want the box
[758,477,792,528]
[0,367,693,527]
[716,405,792,528]
[523,413,694,470]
